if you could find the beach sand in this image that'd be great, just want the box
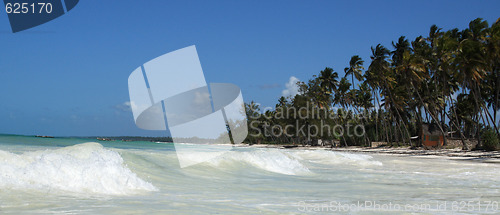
[234,143,500,163]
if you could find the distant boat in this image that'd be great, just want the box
[35,135,54,138]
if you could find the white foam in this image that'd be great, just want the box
[0,142,157,195]
[205,149,312,175]
[178,148,382,175]
[291,150,383,166]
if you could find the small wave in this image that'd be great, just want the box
[177,148,382,175]
[291,150,383,166]
[0,142,157,195]
[203,149,312,175]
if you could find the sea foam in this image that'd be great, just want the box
[291,150,383,166]
[176,148,383,175]
[203,149,312,175]
[0,142,157,195]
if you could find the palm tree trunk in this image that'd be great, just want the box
[470,84,495,148]
[495,68,499,129]
[387,114,393,144]
[394,117,406,145]
[353,105,371,146]
[372,87,380,141]
[375,89,391,144]
[471,83,496,131]
[416,107,423,147]
[447,94,469,149]
[384,80,412,146]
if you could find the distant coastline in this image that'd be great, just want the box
[81,136,173,143]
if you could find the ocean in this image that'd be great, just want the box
[0,134,499,214]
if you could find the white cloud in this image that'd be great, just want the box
[114,101,132,112]
[282,76,300,98]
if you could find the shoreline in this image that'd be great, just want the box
[25,134,500,162]
[234,144,500,162]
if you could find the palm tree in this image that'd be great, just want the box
[456,18,492,146]
[317,67,339,109]
[366,44,393,144]
[354,82,374,145]
[344,55,365,91]
[333,77,351,109]
[452,93,479,138]
[392,36,423,147]
[484,18,500,134]
[392,36,411,67]
[242,17,499,148]
[332,77,351,146]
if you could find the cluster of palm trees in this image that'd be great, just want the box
[245,18,499,150]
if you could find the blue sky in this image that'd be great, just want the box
[0,0,499,136]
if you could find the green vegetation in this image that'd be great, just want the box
[244,18,500,150]
[481,128,500,151]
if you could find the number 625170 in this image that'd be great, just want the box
[5,3,53,14]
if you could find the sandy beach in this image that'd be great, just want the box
[235,143,500,163]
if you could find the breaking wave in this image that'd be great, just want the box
[180,148,382,175]
[291,150,383,166]
[0,142,157,195]
[206,149,312,175]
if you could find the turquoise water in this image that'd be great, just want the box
[0,134,499,214]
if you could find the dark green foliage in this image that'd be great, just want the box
[481,128,500,151]
[243,17,500,149]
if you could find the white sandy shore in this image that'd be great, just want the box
[232,144,500,163]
